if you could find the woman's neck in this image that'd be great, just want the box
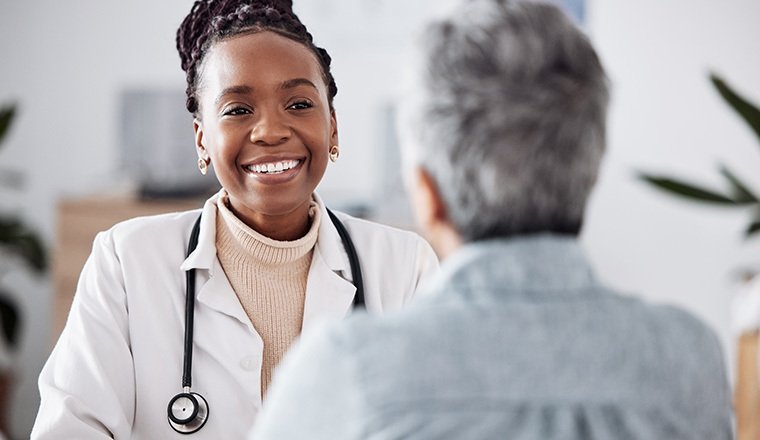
[226,199,312,242]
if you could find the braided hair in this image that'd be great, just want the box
[176,0,338,116]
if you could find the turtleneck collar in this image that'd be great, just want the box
[216,191,321,266]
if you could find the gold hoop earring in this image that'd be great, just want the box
[198,157,209,176]
[329,145,340,163]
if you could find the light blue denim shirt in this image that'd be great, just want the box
[253,235,733,439]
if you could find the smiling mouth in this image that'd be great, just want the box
[244,159,301,174]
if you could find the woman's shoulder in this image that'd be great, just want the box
[101,208,202,248]
[79,208,205,284]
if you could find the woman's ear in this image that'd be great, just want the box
[329,109,338,146]
[193,118,208,160]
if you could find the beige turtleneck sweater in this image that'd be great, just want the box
[215,193,320,398]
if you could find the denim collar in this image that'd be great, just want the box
[421,234,601,302]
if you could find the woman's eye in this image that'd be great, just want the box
[223,107,251,116]
[288,101,313,110]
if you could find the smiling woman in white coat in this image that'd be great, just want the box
[31,1,437,438]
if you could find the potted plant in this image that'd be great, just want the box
[0,102,47,436]
[639,73,760,440]
[639,73,760,235]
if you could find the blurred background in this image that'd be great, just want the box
[0,0,759,438]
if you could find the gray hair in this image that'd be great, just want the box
[399,0,609,242]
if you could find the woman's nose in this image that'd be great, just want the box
[250,112,290,146]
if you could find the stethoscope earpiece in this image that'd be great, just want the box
[168,390,209,434]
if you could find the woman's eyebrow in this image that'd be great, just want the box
[280,78,317,90]
[214,80,316,104]
[215,85,253,104]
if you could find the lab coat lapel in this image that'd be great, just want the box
[181,192,357,332]
[179,193,255,332]
[302,196,357,332]
[196,260,255,331]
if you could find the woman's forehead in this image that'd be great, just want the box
[201,31,324,90]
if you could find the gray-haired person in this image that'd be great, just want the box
[251,1,733,438]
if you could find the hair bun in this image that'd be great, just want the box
[261,0,294,14]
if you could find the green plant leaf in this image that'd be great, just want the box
[0,216,47,272]
[0,103,16,147]
[747,219,760,237]
[0,291,20,348]
[638,173,737,204]
[719,165,759,204]
[710,73,760,144]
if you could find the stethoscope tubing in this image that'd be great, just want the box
[182,214,203,389]
[171,208,364,433]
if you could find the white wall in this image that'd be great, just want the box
[0,0,758,437]
[584,0,760,383]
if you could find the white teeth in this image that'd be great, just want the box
[247,159,300,174]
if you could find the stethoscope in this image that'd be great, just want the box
[167,209,365,434]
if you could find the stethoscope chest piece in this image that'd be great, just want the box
[168,389,209,434]
[166,210,361,434]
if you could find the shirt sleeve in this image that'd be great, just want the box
[32,230,135,439]
[251,321,366,440]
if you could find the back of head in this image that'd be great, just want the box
[401,0,609,242]
[176,0,337,116]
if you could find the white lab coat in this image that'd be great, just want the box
[32,192,438,439]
